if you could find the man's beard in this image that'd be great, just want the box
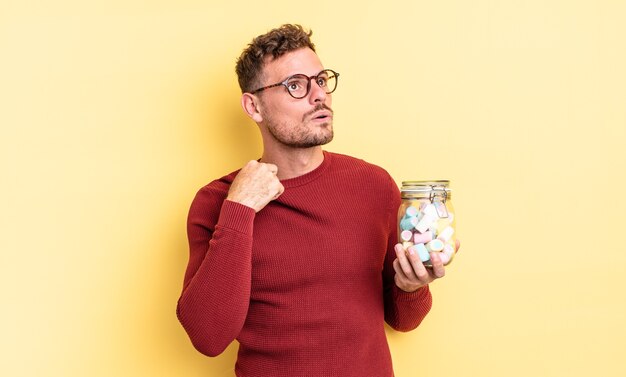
[265,104,334,148]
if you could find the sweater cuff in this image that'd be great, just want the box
[217,200,256,235]
[393,284,431,302]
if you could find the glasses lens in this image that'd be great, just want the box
[317,70,337,94]
[285,75,310,98]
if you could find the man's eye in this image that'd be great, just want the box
[316,77,328,87]
[287,81,303,91]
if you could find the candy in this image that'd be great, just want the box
[427,239,444,252]
[435,217,452,232]
[414,243,430,262]
[443,243,455,257]
[439,252,451,265]
[405,205,419,217]
[400,230,413,242]
[430,224,439,238]
[437,226,454,242]
[415,212,436,234]
[400,216,418,231]
[441,243,455,265]
[398,198,457,266]
[413,230,433,244]
[423,203,438,219]
[434,201,449,217]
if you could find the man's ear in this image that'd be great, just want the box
[241,93,263,123]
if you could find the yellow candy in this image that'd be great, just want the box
[435,217,452,232]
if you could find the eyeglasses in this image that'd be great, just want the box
[250,69,339,99]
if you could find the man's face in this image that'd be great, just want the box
[255,48,334,148]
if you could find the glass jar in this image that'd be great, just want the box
[398,180,457,266]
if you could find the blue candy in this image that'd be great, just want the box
[415,243,430,262]
[400,217,416,231]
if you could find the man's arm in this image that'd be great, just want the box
[176,161,283,356]
[382,229,435,331]
[381,174,439,332]
[177,196,255,356]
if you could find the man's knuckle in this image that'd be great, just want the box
[416,271,429,280]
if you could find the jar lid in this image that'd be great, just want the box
[400,180,451,198]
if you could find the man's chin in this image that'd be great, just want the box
[294,133,334,148]
[314,130,334,146]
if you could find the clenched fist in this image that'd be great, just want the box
[226,160,284,212]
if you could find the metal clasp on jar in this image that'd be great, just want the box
[429,185,449,218]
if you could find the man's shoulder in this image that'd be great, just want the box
[325,151,399,208]
[326,151,391,178]
[192,168,240,206]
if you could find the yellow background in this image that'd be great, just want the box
[2,1,625,376]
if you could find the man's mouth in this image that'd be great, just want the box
[311,110,333,121]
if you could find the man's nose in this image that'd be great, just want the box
[308,79,328,103]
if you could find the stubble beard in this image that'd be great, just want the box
[265,105,334,148]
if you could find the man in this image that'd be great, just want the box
[177,24,455,377]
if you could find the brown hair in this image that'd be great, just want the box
[235,24,316,93]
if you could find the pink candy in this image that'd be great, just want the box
[413,231,433,244]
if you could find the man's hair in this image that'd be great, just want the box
[235,24,316,93]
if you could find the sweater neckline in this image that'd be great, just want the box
[279,150,332,189]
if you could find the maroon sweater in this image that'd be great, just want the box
[177,151,432,377]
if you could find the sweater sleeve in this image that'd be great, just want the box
[176,187,255,356]
[382,175,433,332]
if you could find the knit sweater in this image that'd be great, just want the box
[177,151,432,377]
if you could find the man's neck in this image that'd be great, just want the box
[260,146,325,180]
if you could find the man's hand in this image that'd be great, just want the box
[226,160,284,212]
[393,239,461,292]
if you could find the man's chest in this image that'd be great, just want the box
[249,196,390,291]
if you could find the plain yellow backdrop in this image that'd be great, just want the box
[1,1,625,376]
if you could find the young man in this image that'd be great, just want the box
[177,24,454,377]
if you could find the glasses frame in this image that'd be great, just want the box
[250,69,340,99]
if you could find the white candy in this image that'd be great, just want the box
[415,212,436,233]
[423,204,438,219]
[438,226,454,242]
[443,243,455,257]
[441,243,455,265]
